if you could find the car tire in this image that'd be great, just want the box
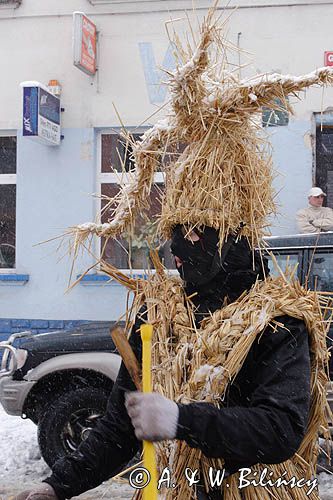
[37,387,109,468]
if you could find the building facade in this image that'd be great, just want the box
[1,0,333,336]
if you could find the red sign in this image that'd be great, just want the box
[324,51,333,67]
[73,13,97,76]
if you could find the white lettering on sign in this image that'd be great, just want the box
[38,115,60,145]
[23,117,32,132]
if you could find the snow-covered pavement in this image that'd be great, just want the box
[1,405,333,499]
[0,406,133,499]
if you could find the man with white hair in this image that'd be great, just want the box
[296,187,333,234]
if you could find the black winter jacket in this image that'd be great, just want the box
[45,314,311,499]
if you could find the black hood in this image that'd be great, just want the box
[170,225,269,321]
[170,225,220,285]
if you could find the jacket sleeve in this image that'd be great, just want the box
[311,209,333,231]
[296,209,318,234]
[44,314,145,500]
[176,316,311,469]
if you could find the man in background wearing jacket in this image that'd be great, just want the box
[296,187,333,233]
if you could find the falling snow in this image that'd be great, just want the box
[0,406,133,499]
[0,405,333,499]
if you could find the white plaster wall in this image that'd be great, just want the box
[0,1,332,128]
[268,121,313,235]
[0,0,332,320]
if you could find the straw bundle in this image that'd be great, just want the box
[66,6,333,254]
[100,255,332,499]
[119,266,330,500]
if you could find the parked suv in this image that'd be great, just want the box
[0,322,121,467]
[1,232,332,467]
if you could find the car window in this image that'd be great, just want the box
[265,251,299,279]
[308,250,333,293]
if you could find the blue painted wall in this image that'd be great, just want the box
[0,318,91,341]
[269,120,313,236]
[0,128,130,324]
[0,120,313,331]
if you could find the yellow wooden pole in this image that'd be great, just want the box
[140,324,158,500]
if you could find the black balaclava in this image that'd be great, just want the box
[170,224,269,322]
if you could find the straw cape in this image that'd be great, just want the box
[66,5,333,499]
[100,256,332,500]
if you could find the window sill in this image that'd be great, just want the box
[78,270,178,285]
[78,273,146,285]
[0,274,29,285]
[78,274,114,285]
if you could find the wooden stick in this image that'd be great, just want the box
[111,326,142,390]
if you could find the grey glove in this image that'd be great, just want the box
[125,392,179,441]
[13,483,58,500]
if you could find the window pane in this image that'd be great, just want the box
[317,127,333,156]
[100,183,175,270]
[101,133,143,173]
[308,251,333,292]
[0,184,16,268]
[266,252,299,279]
[0,136,16,174]
[101,133,187,174]
[262,98,289,127]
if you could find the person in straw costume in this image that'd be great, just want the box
[15,5,333,500]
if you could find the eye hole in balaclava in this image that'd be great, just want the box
[170,225,219,285]
[170,224,269,290]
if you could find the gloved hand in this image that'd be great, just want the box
[13,483,58,500]
[125,391,179,441]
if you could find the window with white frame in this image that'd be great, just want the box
[98,130,175,270]
[0,135,16,269]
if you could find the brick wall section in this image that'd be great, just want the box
[0,318,92,343]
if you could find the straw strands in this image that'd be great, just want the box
[66,6,333,255]
[99,255,332,499]
[122,267,331,500]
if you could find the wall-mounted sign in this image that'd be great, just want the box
[73,12,97,76]
[21,81,61,146]
[324,52,333,66]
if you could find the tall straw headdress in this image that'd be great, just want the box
[67,6,333,256]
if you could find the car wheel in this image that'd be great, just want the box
[37,387,109,468]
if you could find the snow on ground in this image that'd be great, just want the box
[1,405,333,499]
[321,473,333,500]
[0,406,133,499]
